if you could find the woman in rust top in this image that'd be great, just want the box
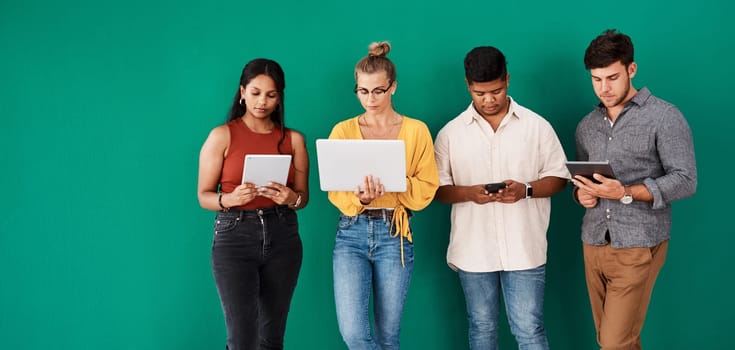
[197,58,309,350]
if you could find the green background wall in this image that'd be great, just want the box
[1,0,731,348]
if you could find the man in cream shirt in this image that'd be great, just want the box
[434,46,569,350]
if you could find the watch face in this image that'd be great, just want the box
[620,195,633,204]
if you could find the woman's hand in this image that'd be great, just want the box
[258,181,297,206]
[222,183,259,207]
[354,175,384,205]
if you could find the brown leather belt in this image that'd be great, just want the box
[361,209,412,221]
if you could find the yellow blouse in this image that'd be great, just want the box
[327,115,439,265]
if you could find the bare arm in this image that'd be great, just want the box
[527,176,568,198]
[198,125,264,211]
[435,184,492,204]
[197,125,230,211]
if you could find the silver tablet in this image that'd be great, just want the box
[241,154,292,187]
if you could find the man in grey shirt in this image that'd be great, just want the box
[571,29,697,349]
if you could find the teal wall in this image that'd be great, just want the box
[1,0,732,349]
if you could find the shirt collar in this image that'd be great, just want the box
[594,87,652,115]
[462,96,520,125]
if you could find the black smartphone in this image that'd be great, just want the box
[485,182,506,193]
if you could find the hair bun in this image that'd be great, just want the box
[368,41,391,57]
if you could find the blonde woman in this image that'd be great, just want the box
[328,42,438,350]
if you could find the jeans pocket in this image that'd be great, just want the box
[337,214,357,229]
[213,214,238,235]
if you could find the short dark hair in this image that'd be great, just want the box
[464,46,507,84]
[584,29,634,70]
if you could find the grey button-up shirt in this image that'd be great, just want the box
[575,87,697,248]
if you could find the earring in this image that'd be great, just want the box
[239,98,245,106]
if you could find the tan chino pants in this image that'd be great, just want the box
[583,240,669,350]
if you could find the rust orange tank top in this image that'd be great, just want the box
[219,118,295,210]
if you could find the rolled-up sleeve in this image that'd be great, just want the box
[646,106,697,209]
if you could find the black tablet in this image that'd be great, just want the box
[565,161,616,183]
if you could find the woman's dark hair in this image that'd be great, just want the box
[464,46,507,84]
[584,29,634,70]
[226,58,288,153]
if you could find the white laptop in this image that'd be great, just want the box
[241,154,292,187]
[315,139,406,192]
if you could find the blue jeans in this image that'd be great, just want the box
[458,265,549,350]
[333,211,413,350]
[211,206,302,350]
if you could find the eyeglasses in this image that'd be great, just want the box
[354,81,394,97]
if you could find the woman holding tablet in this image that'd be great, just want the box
[197,58,309,349]
[327,42,439,349]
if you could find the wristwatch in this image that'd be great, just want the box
[525,183,533,199]
[619,186,633,205]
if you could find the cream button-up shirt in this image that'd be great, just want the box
[434,98,570,272]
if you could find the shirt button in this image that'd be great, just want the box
[608,137,612,141]
[606,215,611,219]
[606,209,611,213]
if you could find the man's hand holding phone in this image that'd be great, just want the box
[485,182,507,193]
[467,181,518,204]
[484,181,526,203]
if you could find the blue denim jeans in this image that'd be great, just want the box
[211,206,302,350]
[333,211,413,350]
[458,265,549,350]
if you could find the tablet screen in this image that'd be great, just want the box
[241,154,292,187]
[565,161,615,183]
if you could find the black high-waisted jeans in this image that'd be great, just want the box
[211,205,303,350]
